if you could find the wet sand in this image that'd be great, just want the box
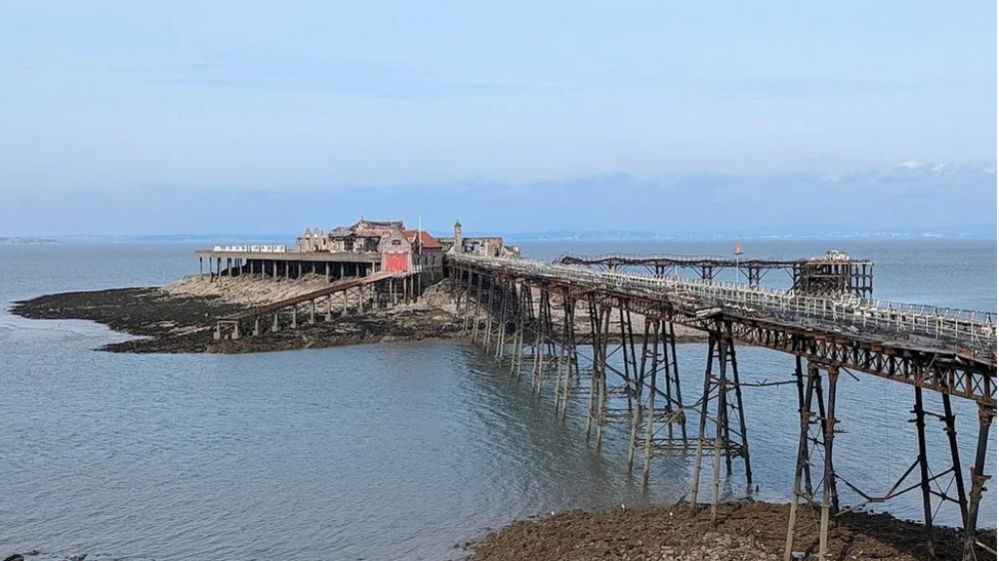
[465,501,995,561]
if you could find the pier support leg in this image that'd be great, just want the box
[913,386,936,560]
[494,281,509,362]
[783,360,818,561]
[818,366,839,560]
[709,335,731,522]
[942,393,969,525]
[484,281,496,352]
[557,296,576,420]
[666,318,686,442]
[690,321,750,519]
[471,275,484,342]
[253,317,260,336]
[641,320,660,487]
[690,335,715,507]
[962,401,995,561]
[726,322,752,488]
[628,319,651,474]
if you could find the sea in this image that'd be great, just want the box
[0,239,995,561]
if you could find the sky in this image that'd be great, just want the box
[0,1,995,236]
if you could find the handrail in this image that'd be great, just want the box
[452,254,996,357]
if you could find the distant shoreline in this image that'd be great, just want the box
[1,234,995,245]
[0,237,60,245]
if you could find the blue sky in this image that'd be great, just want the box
[0,1,995,235]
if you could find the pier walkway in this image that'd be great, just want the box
[213,270,420,340]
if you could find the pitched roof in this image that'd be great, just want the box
[403,229,442,249]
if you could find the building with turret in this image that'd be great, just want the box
[439,219,519,258]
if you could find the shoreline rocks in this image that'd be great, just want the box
[467,501,996,561]
[9,278,463,354]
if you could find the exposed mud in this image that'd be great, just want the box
[465,501,995,561]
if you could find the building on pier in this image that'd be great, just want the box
[197,217,449,283]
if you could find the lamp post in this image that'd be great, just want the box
[734,239,743,284]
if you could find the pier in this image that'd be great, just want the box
[196,219,994,560]
[448,252,995,561]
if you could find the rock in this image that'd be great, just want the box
[4,554,25,561]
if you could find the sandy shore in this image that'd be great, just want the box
[465,501,995,561]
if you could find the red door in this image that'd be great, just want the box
[383,253,409,273]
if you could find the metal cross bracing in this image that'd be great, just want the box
[448,254,996,561]
[212,270,420,340]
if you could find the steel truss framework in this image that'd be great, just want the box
[449,255,996,561]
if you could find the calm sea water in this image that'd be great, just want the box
[0,240,995,561]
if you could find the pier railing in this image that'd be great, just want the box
[453,254,996,358]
